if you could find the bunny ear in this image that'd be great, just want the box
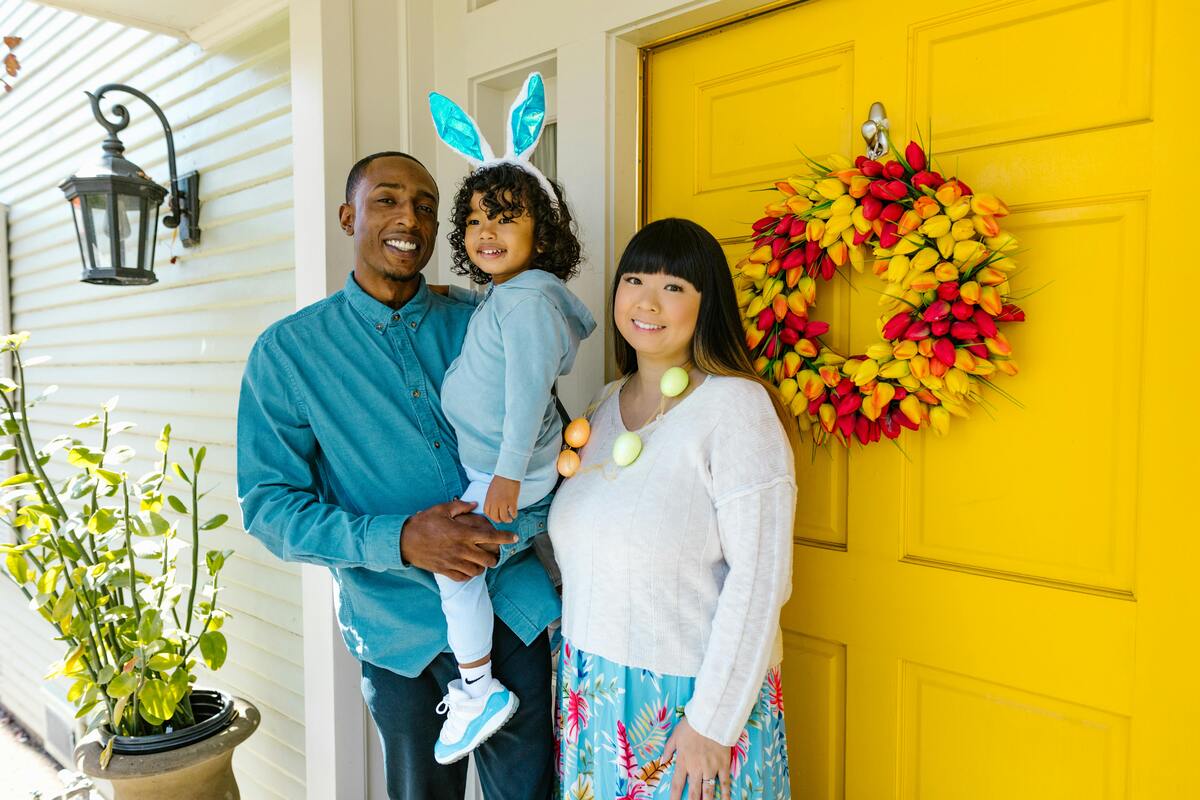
[429,92,495,165]
[505,72,546,161]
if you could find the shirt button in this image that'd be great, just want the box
[375,323,384,331]
[411,390,420,398]
[433,441,441,449]
[409,321,417,329]
[392,313,400,321]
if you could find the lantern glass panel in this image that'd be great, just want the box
[115,193,139,270]
[68,197,88,268]
[141,198,159,270]
[84,193,113,270]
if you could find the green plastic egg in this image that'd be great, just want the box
[660,366,690,398]
[612,432,643,466]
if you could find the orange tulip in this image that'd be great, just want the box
[914,195,940,219]
[979,285,1003,316]
[935,181,963,207]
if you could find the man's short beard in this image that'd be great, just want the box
[379,269,420,283]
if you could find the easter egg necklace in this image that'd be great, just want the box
[556,364,692,477]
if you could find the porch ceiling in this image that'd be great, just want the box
[36,0,286,47]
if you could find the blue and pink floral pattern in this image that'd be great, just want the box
[556,639,790,799]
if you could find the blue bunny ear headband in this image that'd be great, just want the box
[429,72,559,209]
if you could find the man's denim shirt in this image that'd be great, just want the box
[236,272,560,677]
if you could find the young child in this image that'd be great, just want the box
[428,74,595,765]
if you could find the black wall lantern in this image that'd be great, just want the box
[59,84,201,286]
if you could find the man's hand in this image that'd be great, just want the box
[400,500,517,581]
[484,476,521,523]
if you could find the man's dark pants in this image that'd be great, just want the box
[361,618,554,800]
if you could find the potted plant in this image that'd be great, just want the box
[0,332,258,799]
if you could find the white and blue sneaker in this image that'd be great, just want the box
[433,678,519,765]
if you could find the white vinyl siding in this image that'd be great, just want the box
[0,2,301,797]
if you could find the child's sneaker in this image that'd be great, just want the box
[434,678,519,764]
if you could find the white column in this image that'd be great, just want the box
[289,2,367,799]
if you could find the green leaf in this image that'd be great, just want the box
[94,469,122,486]
[194,446,206,473]
[5,550,31,584]
[205,549,233,574]
[148,511,171,536]
[0,447,18,460]
[87,508,117,535]
[155,424,171,454]
[198,630,227,670]
[137,610,163,645]
[74,414,102,429]
[51,588,75,622]
[167,495,188,514]
[147,653,183,672]
[138,678,175,723]
[107,672,137,699]
[67,678,89,703]
[96,665,116,685]
[200,514,228,531]
[1,472,36,487]
[171,463,191,484]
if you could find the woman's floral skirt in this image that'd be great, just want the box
[555,638,791,799]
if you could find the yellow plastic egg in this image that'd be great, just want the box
[564,417,591,449]
[556,449,581,478]
[612,432,643,466]
[660,366,690,398]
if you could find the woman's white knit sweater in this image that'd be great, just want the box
[547,375,796,746]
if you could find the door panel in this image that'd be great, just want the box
[642,0,1181,795]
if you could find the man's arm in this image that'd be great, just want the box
[236,336,513,575]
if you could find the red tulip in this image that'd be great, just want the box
[861,195,883,221]
[779,328,800,345]
[752,216,777,232]
[893,407,920,431]
[950,321,979,340]
[764,334,778,358]
[805,320,830,337]
[996,304,1026,322]
[905,141,927,171]
[893,386,908,400]
[951,300,973,320]
[883,311,912,340]
[783,310,806,331]
[886,180,909,200]
[881,202,904,223]
[937,281,960,301]
[973,310,997,338]
[804,240,821,265]
[868,180,892,201]
[884,160,906,179]
[956,180,973,196]
[757,308,775,331]
[782,248,805,271]
[836,378,855,398]
[819,255,836,281]
[923,300,951,322]
[879,223,900,249]
[967,343,989,359]
[837,413,856,439]
[860,159,883,178]
[931,319,951,337]
[933,337,956,366]
[775,215,793,237]
[911,170,944,190]
[836,392,862,416]
[854,155,867,169]
[904,320,931,341]
[771,236,788,259]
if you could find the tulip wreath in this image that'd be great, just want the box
[732,140,1026,446]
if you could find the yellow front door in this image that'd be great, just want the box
[644,1,1199,796]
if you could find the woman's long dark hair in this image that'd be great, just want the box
[612,218,799,448]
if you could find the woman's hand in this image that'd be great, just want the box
[662,718,731,800]
[484,476,521,523]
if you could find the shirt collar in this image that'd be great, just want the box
[344,271,434,333]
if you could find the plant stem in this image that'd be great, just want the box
[184,465,200,633]
[123,483,140,625]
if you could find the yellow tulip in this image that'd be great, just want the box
[747,295,766,317]
[749,245,772,264]
[959,281,981,304]
[985,331,1012,356]
[979,285,1003,316]
[908,271,938,292]
[752,355,769,373]
[920,215,951,238]
[819,349,846,366]
[933,261,959,282]
[951,218,975,241]
[873,382,895,408]
[772,293,788,321]
[789,391,808,417]
[772,360,784,383]
[894,234,923,256]
[851,206,871,233]
[783,351,802,378]
[816,178,846,199]
[929,406,951,436]
[806,219,825,242]
[866,343,893,360]
[852,358,879,386]
[995,359,1019,376]
[787,291,807,317]
[886,254,910,282]
[798,277,817,305]
[936,234,955,259]
[819,365,841,386]
[849,244,866,273]
[976,267,1007,286]
[911,247,939,273]
[945,367,971,395]
[971,193,1008,216]
[945,198,971,222]
[796,338,819,358]
[910,355,930,379]
[973,214,1000,238]
[899,394,923,425]
[985,234,1019,253]
[736,289,754,309]
[893,340,919,359]
[954,349,977,372]
[970,359,996,376]
[935,181,963,207]
[953,240,984,265]
[879,359,911,379]
[848,175,871,198]
[898,210,922,236]
[818,403,837,433]
[764,279,784,303]
[830,195,856,217]
[786,195,813,215]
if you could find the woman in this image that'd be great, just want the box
[549,218,798,799]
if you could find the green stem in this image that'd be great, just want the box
[184,467,199,633]
[123,483,140,625]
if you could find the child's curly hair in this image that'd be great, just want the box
[447,163,582,285]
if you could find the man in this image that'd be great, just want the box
[237,152,559,799]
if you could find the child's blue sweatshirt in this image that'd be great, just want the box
[441,269,596,506]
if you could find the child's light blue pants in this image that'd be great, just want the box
[434,467,496,664]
